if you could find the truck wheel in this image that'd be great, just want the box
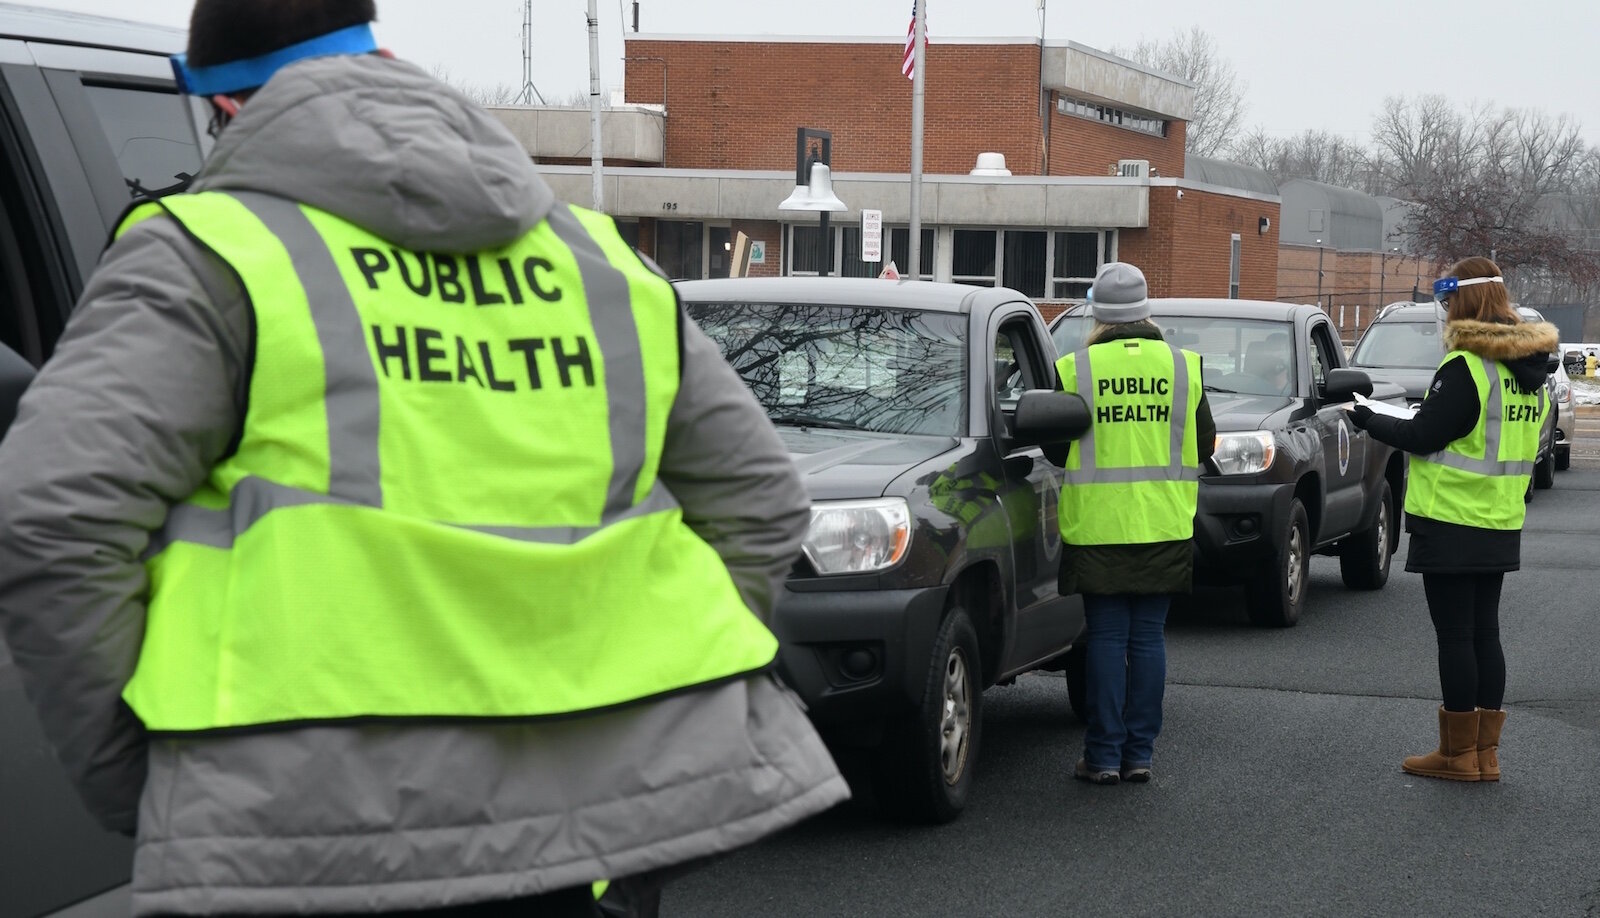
[1246,498,1310,628]
[1064,642,1087,724]
[1534,448,1555,489]
[1339,479,1393,591]
[873,603,983,824]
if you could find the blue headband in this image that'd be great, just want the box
[1433,275,1504,299]
[171,22,378,96]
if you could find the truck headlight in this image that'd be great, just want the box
[1555,381,1571,403]
[1212,431,1276,475]
[802,498,911,574]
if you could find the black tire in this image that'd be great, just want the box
[1556,445,1571,472]
[1339,479,1393,590]
[873,604,983,824]
[1534,448,1556,489]
[1246,498,1310,628]
[1064,642,1087,724]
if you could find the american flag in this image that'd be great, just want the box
[901,2,925,81]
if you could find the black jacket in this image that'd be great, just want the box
[1357,318,1558,573]
[1055,324,1216,596]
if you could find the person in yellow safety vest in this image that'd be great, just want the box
[1055,263,1215,786]
[0,2,849,915]
[1347,256,1556,783]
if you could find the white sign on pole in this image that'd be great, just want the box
[861,209,883,263]
[748,240,766,264]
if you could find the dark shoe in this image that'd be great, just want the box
[1120,764,1153,783]
[1075,758,1119,785]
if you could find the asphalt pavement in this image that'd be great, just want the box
[665,470,1600,917]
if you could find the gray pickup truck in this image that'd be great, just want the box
[679,276,1089,823]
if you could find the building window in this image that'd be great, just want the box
[1057,94,1166,137]
[1229,233,1242,298]
[787,224,826,275]
[1052,231,1102,300]
[1003,231,1048,298]
[888,227,934,279]
[952,229,998,287]
[655,220,704,280]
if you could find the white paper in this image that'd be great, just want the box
[1344,391,1417,419]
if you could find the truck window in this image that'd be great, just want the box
[81,83,206,197]
[1309,323,1340,391]
[994,316,1048,406]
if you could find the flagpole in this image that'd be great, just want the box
[908,0,925,280]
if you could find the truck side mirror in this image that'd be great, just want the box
[1546,353,1560,374]
[0,343,34,440]
[1012,389,1090,448]
[1324,367,1373,402]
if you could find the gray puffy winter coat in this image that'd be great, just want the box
[0,54,847,915]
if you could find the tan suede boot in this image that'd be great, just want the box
[1476,708,1507,782]
[1402,707,1481,781]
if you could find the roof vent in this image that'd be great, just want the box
[969,152,1011,176]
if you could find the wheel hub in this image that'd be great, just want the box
[939,649,971,785]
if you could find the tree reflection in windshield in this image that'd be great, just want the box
[685,302,968,436]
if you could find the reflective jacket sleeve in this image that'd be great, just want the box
[656,310,809,623]
[1361,355,1479,455]
[0,218,249,833]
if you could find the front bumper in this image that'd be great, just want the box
[768,582,949,730]
[1191,477,1296,584]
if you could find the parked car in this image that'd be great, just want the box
[677,276,1090,822]
[1516,307,1572,472]
[1051,300,1407,627]
[0,4,209,915]
[1349,302,1559,492]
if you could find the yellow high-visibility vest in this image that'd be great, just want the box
[118,191,777,732]
[1055,339,1201,545]
[1407,351,1545,530]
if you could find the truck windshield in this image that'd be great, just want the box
[1352,321,1444,370]
[1151,315,1297,397]
[685,302,968,436]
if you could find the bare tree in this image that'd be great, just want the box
[1369,96,1599,291]
[1116,27,1246,158]
[1226,127,1376,191]
[428,64,519,106]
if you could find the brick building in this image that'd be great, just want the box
[501,35,1282,315]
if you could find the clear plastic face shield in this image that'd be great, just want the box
[169,23,380,136]
[1432,275,1504,335]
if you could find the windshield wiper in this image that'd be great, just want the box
[1203,384,1245,394]
[769,413,865,431]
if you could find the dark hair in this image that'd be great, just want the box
[187,0,377,68]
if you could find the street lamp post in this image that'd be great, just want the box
[778,127,847,276]
[1315,238,1325,308]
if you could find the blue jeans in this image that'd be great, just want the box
[1081,593,1171,771]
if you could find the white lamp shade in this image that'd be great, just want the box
[778,162,847,212]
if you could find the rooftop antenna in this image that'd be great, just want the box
[516,0,546,104]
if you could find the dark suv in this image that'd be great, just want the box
[0,5,210,916]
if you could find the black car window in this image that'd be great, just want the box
[81,83,205,197]
[686,301,968,436]
[994,316,1046,406]
[1352,321,1443,370]
[1309,323,1339,391]
[1050,311,1092,356]
[1150,316,1294,397]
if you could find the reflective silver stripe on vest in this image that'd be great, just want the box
[546,205,648,518]
[1063,342,1197,485]
[1422,355,1537,477]
[233,192,384,505]
[149,196,665,556]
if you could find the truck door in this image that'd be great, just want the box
[1309,319,1366,537]
[991,311,1076,672]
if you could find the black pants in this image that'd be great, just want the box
[1421,572,1507,712]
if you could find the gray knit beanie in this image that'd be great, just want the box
[1089,262,1150,324]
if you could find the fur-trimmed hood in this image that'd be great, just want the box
[1445,318,1559,392]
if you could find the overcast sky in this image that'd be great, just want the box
[41,0,1600,149]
